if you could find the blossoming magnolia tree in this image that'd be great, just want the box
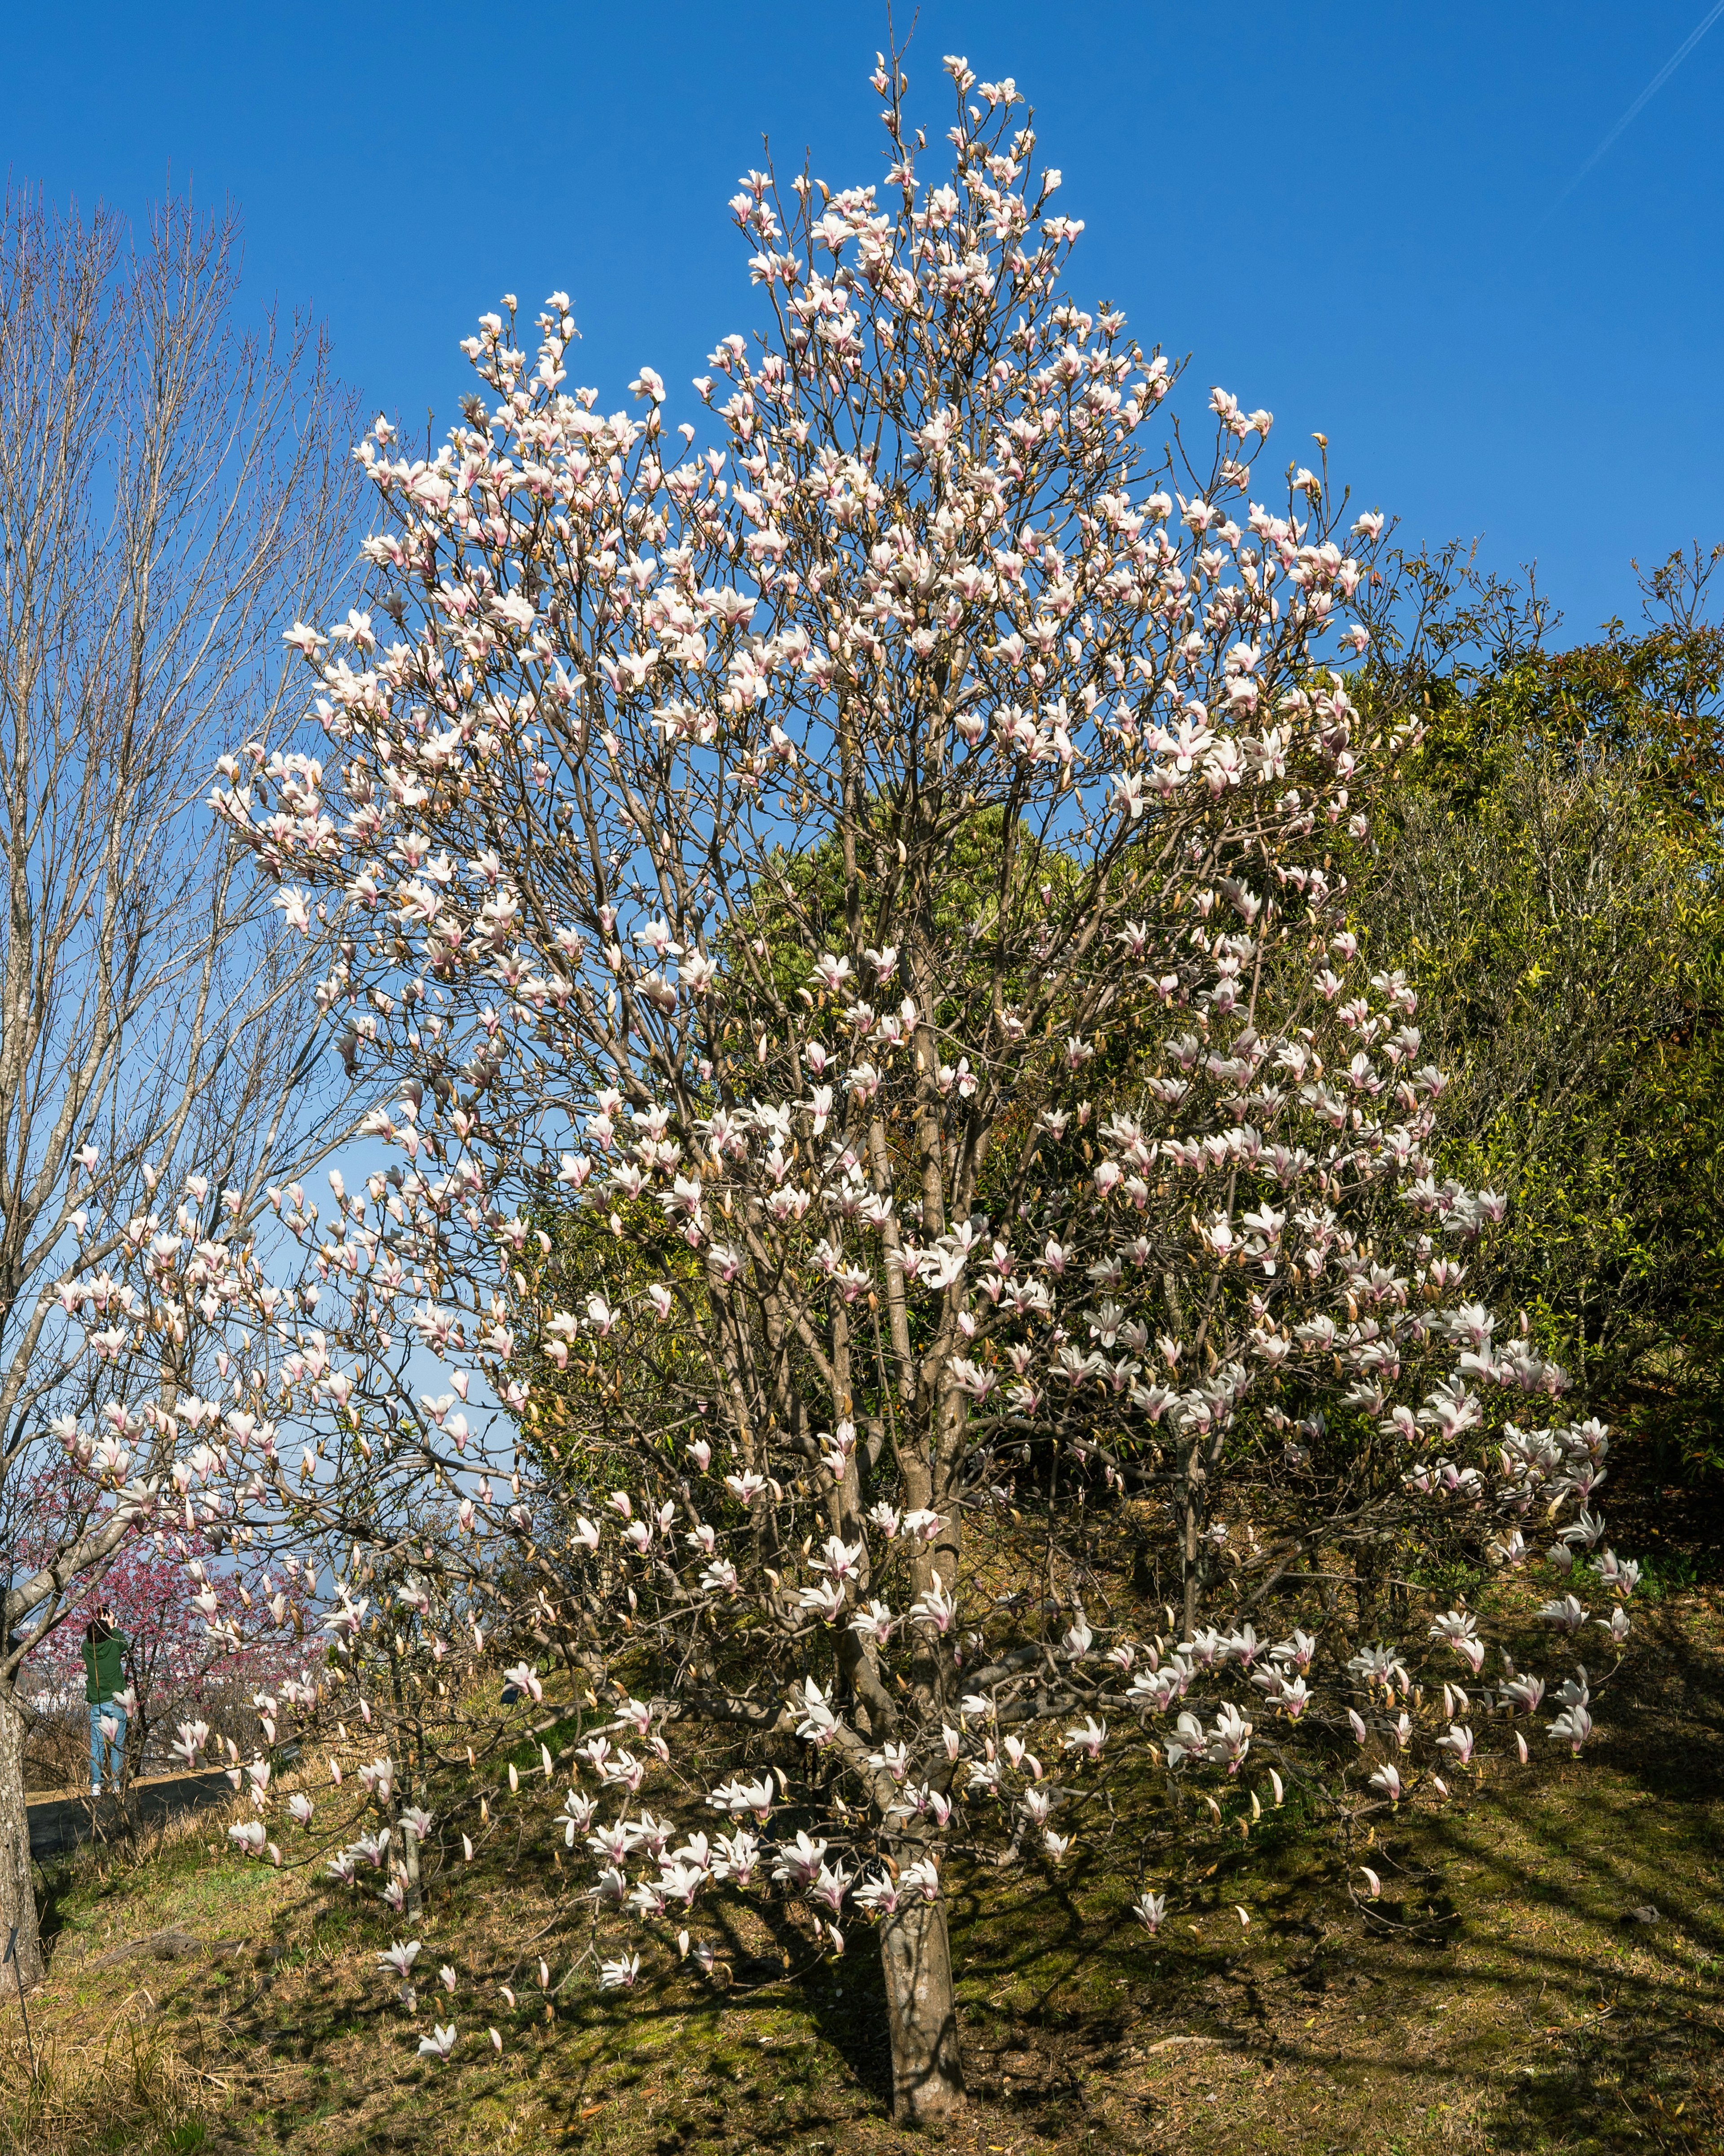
[205,58,1632,2122]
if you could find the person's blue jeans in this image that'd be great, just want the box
[89,1702,126,1790]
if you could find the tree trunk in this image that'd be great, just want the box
[401,1817,423,1921]
[880,1893,964,2125]
[0,1690,42,1992]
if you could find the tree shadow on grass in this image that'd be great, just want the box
[229,1888,907,2156]
[118,1594,1724,2155]
[871,1615,1724,2153]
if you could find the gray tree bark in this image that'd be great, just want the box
[880,1894,964,2125]
[401,1816,423,1922]
[0,1690,42,1992]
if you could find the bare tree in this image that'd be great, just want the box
[0,190,360,1984]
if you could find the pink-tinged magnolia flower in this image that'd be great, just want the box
[791,1679,839,1745]
[909,1579,957,1634]
[1062,1715,1107,1761]
[1131,1891,1167,1934]
[1435,1724,1475,1766]
[854,1871,901,1917]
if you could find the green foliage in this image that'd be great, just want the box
[1361,547,1724,1478]
[514,802,1106,1508]
[516,544,1724,1507]
[734,799,1081,1017]
[514,1178,709,1496]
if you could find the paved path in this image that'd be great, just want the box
[25,1767,234,1861]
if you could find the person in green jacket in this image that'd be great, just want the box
[82,1607,128,1795]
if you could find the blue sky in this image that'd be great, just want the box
[5,2,1720,642]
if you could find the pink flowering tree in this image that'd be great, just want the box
[12,1467,307,1786]
[203,57,1635,2123]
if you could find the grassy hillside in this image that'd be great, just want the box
[3,1583,1720,2156]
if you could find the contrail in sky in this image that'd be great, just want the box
[1545,0,1724,220]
